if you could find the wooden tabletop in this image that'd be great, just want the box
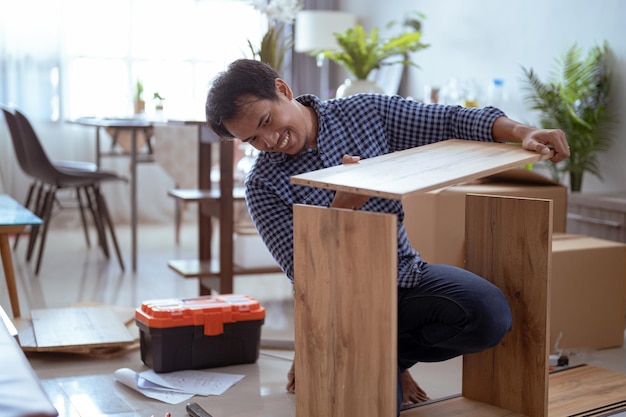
[291,140,553,200]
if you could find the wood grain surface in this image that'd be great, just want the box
[293,205,398,417]
[403,365,626,417]
[291,140,552,200]
[462,195,553,417]
[30,306,135,351]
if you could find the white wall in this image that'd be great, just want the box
[340,0,626,193]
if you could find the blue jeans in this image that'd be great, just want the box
[395,263,512,414]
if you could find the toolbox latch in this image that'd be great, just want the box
[203,312,224,336]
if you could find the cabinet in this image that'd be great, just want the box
[167,122,281,295]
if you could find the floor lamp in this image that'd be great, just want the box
[294,10,357,99]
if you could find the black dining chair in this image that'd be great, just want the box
[1,104,127,274]
[1,105,98,252]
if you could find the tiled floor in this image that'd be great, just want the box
[3,219,626,416]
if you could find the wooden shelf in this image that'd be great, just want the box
[168,259,282,279]
[166,136,280,294]
[168,187,245,202]
[98,151,155,163]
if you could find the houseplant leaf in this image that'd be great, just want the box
[522,41,616,192]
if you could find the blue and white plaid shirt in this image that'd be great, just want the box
[244,93,505,288]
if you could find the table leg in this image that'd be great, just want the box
[0,229,23,318]
[131,129,138,272]
[95,126,101,169]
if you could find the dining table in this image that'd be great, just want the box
[71,117,155,272]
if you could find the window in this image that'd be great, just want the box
[2,0,266,120]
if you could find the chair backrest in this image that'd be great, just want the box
[12,108,64,182]
[1,104,36,177]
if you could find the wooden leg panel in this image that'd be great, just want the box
[293,205,398,417]
[463,194,552,417]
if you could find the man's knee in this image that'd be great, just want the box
[474,304,512,350]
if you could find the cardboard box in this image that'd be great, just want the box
[233,227,277,269]
[551,234,626,350]
[135,294,265,372]
[403,168,567,267]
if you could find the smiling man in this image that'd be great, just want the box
[205,59,569,415]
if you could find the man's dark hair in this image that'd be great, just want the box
[206,59,280,138]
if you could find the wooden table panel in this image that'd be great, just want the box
[291,140,551,200]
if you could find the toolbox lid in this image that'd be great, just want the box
[135,294,265,336]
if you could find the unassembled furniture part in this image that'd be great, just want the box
[291,140,553,417]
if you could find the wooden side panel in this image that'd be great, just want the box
[463,194,552,417]
[293,205,397,417]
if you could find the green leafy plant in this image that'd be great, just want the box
[315,13,429,80]
[135,80,144,102]
[248,23,292,74]
[247,0,302,74]
[522,42,615,192]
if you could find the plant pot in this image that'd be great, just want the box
[134,100,145,115]
[336,79,384,98]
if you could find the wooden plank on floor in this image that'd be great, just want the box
[30,307,135,351]
[291,140,552,200]
[293,205,397,417]
[463,195,552,417]
[549,365,626,417]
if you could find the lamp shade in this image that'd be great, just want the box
[294,10,357,53]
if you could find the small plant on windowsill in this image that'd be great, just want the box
[134,80,145,115]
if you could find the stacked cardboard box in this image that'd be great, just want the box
[551,233,626,350]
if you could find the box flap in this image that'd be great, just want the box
[479,168,562,186]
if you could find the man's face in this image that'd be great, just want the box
[223,79,312,155]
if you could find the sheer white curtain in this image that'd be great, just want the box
[0,0,264,223]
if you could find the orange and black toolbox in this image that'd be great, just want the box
[135,294,265,373]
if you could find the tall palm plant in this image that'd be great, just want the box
[522,42,615,192]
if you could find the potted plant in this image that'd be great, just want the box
[152,92,165,112]
[315,12,429,97]
[247,0,303,75]
[522,41,616,192]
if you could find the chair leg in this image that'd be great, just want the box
[76,187,91,248]
[85,186,110,259]
[93,186,125,271]
[34,187,57,275]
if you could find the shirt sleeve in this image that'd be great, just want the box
[244,172,297,281]
[373,95,506,151]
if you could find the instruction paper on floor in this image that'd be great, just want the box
[114,368,245,404]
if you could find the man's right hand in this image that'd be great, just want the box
[329,155,370,209]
